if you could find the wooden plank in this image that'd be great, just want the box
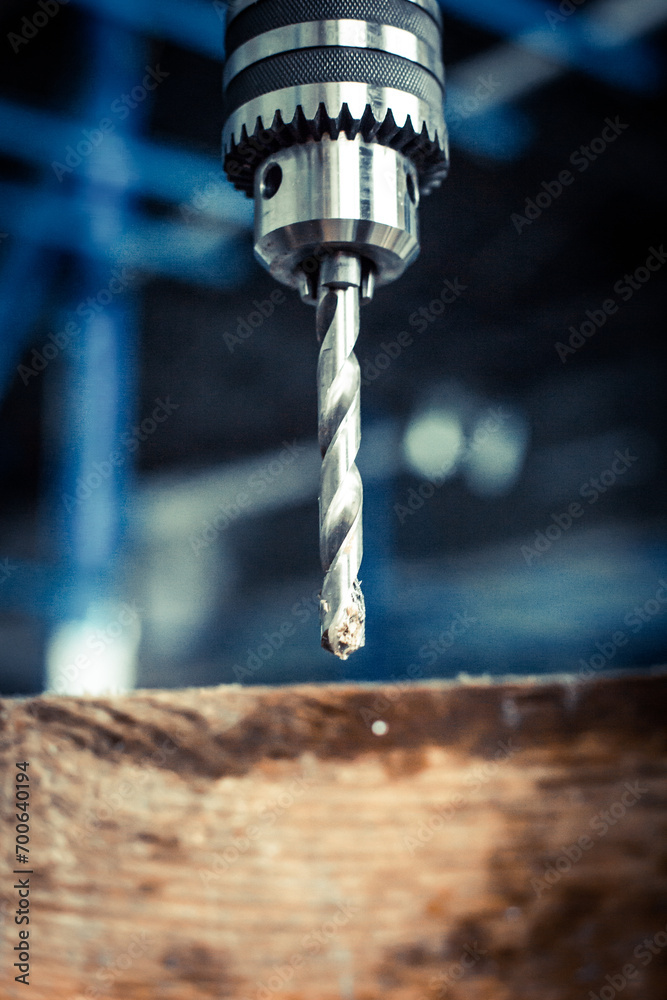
[1,671,667,1000]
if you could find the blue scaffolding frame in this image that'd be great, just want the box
[0,0,664,682]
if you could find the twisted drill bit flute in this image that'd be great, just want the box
[221,0,449,657]
[317,254,364,657]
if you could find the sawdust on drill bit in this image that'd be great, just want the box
[321,579,366,660]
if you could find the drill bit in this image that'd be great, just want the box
[316,253,365,658]
[221,0,449,657]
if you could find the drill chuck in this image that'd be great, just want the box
[221,0,449,657]
[222,0,448,293]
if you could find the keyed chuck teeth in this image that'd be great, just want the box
[223,100,449,197]
[221,0,449,197]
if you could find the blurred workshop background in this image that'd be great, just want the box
[0,0,665,696]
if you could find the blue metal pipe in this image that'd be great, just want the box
[71,0,223,62]
[66,0,662,91]
[0,179,251,288]
[0,98,252,229]
[438,0,661,92]
[49,18,144,623]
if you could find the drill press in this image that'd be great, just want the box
[221,0,448,658]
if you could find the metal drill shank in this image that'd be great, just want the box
[316,254,365,658]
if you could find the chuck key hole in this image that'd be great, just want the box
[261,163,282,200]
[406,170,417,205]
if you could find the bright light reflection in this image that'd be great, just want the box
[46,604,141,696]
[463,410,529,497]
[402,409,464,482]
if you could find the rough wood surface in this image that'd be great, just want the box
[1,671,667,1000]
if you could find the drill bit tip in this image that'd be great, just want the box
[321,578,366,660]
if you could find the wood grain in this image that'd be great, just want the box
[1,671,667,999]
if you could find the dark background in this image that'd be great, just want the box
[0,0,665,695]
